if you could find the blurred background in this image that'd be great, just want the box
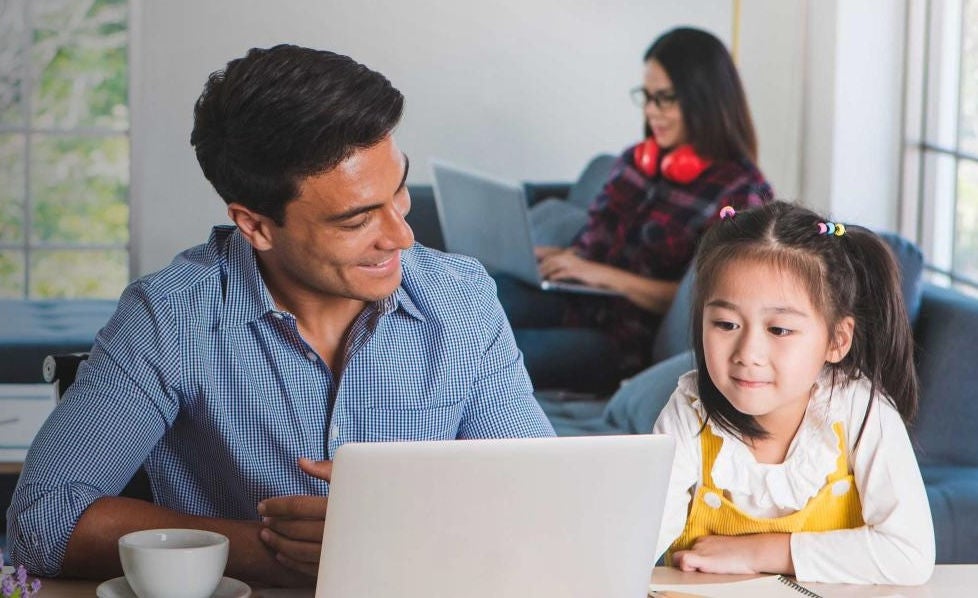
[0,0,975,299]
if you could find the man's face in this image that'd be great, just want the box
[254,135,414,307]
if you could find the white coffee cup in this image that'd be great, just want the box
[118,528,229,598]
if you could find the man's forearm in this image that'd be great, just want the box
[63,496,314,587]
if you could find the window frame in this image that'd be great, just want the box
[0,0,132,299]
[902,0,978,290]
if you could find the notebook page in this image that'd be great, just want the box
[650,574,822,597]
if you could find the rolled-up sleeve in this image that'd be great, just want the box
[6,284,180,576]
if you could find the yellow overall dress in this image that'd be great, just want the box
[668,421,864,563]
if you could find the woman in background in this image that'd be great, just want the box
[500,27,774,394]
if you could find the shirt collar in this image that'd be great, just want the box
[220,228,426,328]
[220,227,277,329]
[391,285,425,321]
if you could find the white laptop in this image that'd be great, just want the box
[315,434,675,598]
[430,159,623,297]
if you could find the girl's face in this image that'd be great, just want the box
[642,59,687,150]
[702,258,854,433]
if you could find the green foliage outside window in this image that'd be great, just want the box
[0,0,129,299]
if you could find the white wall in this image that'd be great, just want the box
[130,0,746,274]
[809,0,907,230]
[132,0,900,275]
[738,0,807,201]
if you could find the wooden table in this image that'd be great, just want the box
[0,461,23,475]
[651,565,977,596]
[28,565,978,596]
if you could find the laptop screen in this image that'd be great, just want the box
[315,434,675,598]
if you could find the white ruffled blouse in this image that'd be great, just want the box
[702,369,841,516]
[652,369,935,585]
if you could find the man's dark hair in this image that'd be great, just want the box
[190,44,404,224]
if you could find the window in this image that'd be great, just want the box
[0,0,129,299]
[903,0,978,290]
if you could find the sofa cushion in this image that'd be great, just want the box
[877,231,924,324]
[533,391,619,437]
[565,153,616,210]
[921,464,978,563]
[0,299,116,383]
[651,267,696,364]
[604,351,695,434]
[913,283,978,466]
[528,198,589,248]
[527,154,617,248]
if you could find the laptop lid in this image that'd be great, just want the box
[315,434,675,598]
[430,159,621,297]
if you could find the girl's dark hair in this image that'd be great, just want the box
[692,201,918,440]
[190,44,404,225]
[644,27,758,162]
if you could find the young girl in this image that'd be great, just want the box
[653,201,935,585]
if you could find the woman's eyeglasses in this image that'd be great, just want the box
[630,87,678,110]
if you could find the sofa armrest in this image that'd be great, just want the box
[913,283,978,466]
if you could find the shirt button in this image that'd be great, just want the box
[272,312,284,319]
[306,351,318,361]
[832,479,851,496]
[329,424,339,441]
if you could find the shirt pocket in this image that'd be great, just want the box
[358,402,465,441]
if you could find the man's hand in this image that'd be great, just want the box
[258,458,333,577]
[671,533,793,575]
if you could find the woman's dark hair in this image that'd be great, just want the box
[644,27,758,162]
[692,201,918,441]
[190,44,404,225]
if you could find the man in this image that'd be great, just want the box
[7,44,554,586]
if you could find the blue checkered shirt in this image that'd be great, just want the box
[7,226,554,576]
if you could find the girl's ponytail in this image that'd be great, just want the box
[842,228,919,423]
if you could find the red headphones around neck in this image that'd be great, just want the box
[633,138,711,185]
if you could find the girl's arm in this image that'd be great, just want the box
[670,533,793,575]
[651,381,702,559]
[789,391,935,585]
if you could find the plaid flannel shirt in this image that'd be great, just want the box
[570,144,774,372]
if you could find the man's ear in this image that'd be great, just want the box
[228,203,275,251]
[826,316,855,364]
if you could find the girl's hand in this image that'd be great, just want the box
[671,533,793,575]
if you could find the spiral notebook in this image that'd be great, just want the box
[649,574,823,597]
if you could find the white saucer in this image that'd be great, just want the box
[96,576,251,598]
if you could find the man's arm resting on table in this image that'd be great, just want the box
[63,496,313,587]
